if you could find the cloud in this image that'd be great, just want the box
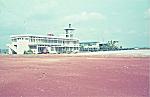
[0,0,59,30]
[28,0,58,15]
[63,12,106,23]
[144,8,150,18]
[147,8,150,16]
[0,0,58,18]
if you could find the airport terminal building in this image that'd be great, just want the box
[7,24,79,54]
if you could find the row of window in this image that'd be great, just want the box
[11,38,28,42]
[30,39,62,43]
[11,37,79,44]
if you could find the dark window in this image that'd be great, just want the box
[29,45,37,49]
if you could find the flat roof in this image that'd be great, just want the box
[10,34,79,40]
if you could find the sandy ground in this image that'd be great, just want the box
[64,50,150,57]
[0,50,149,97]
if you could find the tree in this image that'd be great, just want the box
[24,49,33,54]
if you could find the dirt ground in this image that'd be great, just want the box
[0,55,149,97]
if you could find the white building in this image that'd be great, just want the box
[80,40,120,52]
[80,42,100,52]
[7,24,79,54]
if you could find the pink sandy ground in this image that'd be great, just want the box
[0,55,149,97]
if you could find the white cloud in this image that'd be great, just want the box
[144,8,150,18]
[147,8,150,16]
[63,12,106,23]
[30,0,58,14]
[0,0,58,18]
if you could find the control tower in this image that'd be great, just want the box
[64,24,76,38]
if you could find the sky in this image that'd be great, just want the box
[0,0,150,48]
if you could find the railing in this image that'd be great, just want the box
[63,44,79,47]
[7,44,17,53]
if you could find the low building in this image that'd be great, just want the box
[80,42,100,52]
[0,49,8,54]
[80,40,120,52]
[7,24,80,54]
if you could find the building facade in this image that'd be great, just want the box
[80,40,120,52]
[7,24,79,54]
[80,42,100,52]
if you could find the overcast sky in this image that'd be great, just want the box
[0,0,150,48]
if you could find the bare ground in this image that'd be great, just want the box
[0,54,149,97]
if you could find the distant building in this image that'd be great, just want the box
[80,40,120,52]
[80,42,100,52]
[7,24,80,54]
[0,49,8,54]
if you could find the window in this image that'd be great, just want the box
[54,40,57,43]
[58,40,62,43]
[14,45,17,48]
[51,47,54,51]
[73,41,76,44]
[70,34,73,37]
[66,35,69,37]
[29,45,37,49]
